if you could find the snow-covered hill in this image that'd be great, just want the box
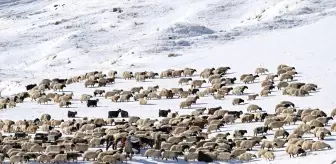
[1,0,336,163]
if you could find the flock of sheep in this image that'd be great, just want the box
[0,63,335,164]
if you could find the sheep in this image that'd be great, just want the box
[213,93,225,100]
[147,92,161,100]
[276,81,288,90]
[240,74,253,81]
[8,101,16,108]
[83,149,103,161]
[232,86,248,95]
[302,140,315,151]
[207,124,220,133]
[146,71,159,79]
[301,84,316,92]
[180,101,192,109]
[263,151,275,161]
[37,97,52,104]
[273,138,286,148]
[316,117,333,126]
[46,145,62,153]
[143,149,162,159]
[316,130,326,140]
[53,83,66,91]
[93,90,105,97]
[59,101,71,108]
[111,95,120,102]
[257,149,267,158]
[123,71,133,80]
[230,149,246,158]
[311,141,332,151]
[104,91,119,99]
[240,140,259,151]
[280,73,294,81]
[223,114,235,124]
[9,155,24,164]
[37,154,53,163]
[255,67,268,75]
[260,89,271,96]
[161,150,183,161]
[119,94,133,102]
[184,152,198,162]
[274,129,289,138]
[135,75,146,82]
[84,80,97,87]
[233,130,248,138]
[309,119,324,128]
[241,114,255,123]
[268,121,286,130]
[247,94,258,100]
[178,78,192,85]
[243,75,259,84]
[191,80,206,88]
[238,152,257,162]
[247,104,262,112]
[52,154,68,163]
[260,140,276,150]
[79,94,92,103]
[216,152,231,161]
[302,115,317,123]
[232,98,244,105]
[139,97,148,105]
[75,143,89,152]
[253,126,270,136]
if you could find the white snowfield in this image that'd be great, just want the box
[1,0,336,163]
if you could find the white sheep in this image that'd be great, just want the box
[80,94,93,103]
[263,151,275,161]
[184,152,198,162]
[53,154,67,163]
[37,154,52,163]
[139,97,148,105]
[312,141,332,151]
[135,75,146,82]
[238,152,257,162]
[45,145,61,153]
[9,155,24,164]
[255,67,268,75]
[143,149,162,159]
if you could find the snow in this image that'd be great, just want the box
[1,0,336,163]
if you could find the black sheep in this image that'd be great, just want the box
[159,109,171,117]
[253,126,270,136]
[14,132,27,139]
[66,152,82,161]
[120,110,129,118]
[53,78,67,84]
[154,125,173,134]
[108,109,121,118]
[259,113,268,121]
[67,111,77,118]
[106,77,115,83]
[227,111,243,118]
[208,106,222,115]
[198,151,214,162]
[65,102,72,107]
[87,99,99,107]
[26,84,37,91]
[225,77,237,84]
[189,88,199,95]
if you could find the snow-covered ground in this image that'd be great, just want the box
[1,0,336,163]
